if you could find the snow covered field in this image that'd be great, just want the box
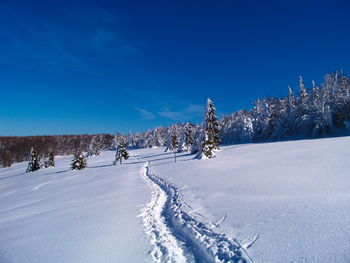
[1,136,350,262]
[0,152,151,263]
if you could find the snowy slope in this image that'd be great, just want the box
[135,137,350,263]
[0,152,151,263]
[1,137,350,263]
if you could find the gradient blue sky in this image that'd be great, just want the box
[1,0,350,135]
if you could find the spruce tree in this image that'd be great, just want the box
[182,122,195,152]
[191,125,203,154]
[71,152,87,170]
[298,76,308,102]
[288,85,295,106]
[113,138,129,165]
[198,98,220,158]
[48,151,55,167]
[164,125,177,152]
[26,147,40,173]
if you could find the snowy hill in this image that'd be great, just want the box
[1,137,350,262]
[0,153,151,263]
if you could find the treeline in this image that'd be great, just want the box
[220,71,350,144]
[0,134,114,167]
[1,70,350,167]
[123,70,350,147]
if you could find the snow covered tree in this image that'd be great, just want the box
[179,122,195,152]
[48,151,55,167]
[219,110,254,144]
[113,138,129,165]
[311,81,332,136]
[288,85,295,107]
[26,147,40,173]
[269,98,289,139]
[71,152,87,170]
[86,135,101,157]
[164,125,179,152]
[5,71,350,168]
[190,125,203,154]
[298,76,308,102]
[198,98,220,158]
[252,97,285,140]
[144,130,154,148]
[295,76,313,134]
[332,71,349,129]
[112,133,123,149]
[150,127,165,148]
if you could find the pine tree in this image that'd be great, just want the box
[113,138,129,165]
[198,98,220,158]
[164,125,179,152]
[48,151,55,167]
[191,125,203,154]
[26,147,40,173]
[295,76,312,134]
[177,122,195,152]
[71,152,87,170]
[183,122,195,151]
[288,85,295,107]
[298,76,308,102]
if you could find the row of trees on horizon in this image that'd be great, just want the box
[1,70,350,168]
[25,99,219,173]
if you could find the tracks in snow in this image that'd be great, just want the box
[139,161,247,263]
[139,162,187,263]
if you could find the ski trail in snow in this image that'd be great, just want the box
[32,182,50,190]
[139,162,187,263]
[139,161,247,263]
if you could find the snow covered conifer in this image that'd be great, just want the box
[26,147,40,173]
[298,76,308,102]
[113,138,129,165]
[48,151,55,167]
[312,80,317,92]
[87,135,100,157]
[298,76,309,109]
[181,122,195,152]
[295,76,313,134]
[288,85,295,107]
[198,98,220,158]
[71,152,87,170]
[190,125,203,154]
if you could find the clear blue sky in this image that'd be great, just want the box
[1,0,349,136]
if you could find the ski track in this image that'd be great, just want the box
[139,161,247,263]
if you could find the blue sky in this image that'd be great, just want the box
[1,0,350,135]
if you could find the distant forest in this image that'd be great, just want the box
[1,70,350,167]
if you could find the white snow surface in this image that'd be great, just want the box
[139,162,187,263]
[135,136,350,263]
[0,152,151,263]
[138,161,245,263]
[1,136,350,262]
